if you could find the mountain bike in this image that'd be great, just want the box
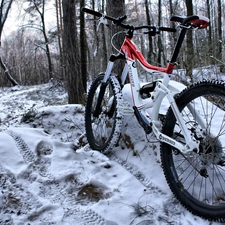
[82,7,225,222]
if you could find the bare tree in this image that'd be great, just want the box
[157,0,163,66]
[106,0,125,76]
[55,0,64,78]
[206,0,212,53]
[185,0,194,82]
[80,0,87,91]
[217,0,224,71]
[0,0,19,86]
[145,0,154,63]
[62,0,85,103]
[0,0,14,45]
[100,0,108,71]
[23,0,54,79]
[1,1,224,89]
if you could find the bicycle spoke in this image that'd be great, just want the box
[161,81,225,221]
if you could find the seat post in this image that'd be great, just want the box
[170,27,188,64]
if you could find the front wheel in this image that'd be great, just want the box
[85,74,123,153]
[161,80,225,222]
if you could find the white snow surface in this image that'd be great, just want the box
[0,83,222,225]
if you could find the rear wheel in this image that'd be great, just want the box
[85,74,123,153]
[161,80,225,222]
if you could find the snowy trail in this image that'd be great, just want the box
[0,127,219,225]
[0,129,118,225]
[108,152,166,193]
[0,84,221,225]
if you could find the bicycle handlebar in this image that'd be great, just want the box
[82,7,102,17]
[82,7,176,35]
[159,27,176,32]
[82,7,127,26]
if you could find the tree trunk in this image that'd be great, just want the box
[39,0,53,79]
[80,0,87,91]
[106,0,125,76]
[145,0,154,63]
[91,0,99,78]
[26,0,54,80]
[157,0,163,66]
[206,0,212,55]
[0,0,19,86]
[0,0,13,45]
[55,0,64,79]
[101,0,108,71]
[62,0,85,104]
[0,57,19,86]
[217,0,224,72]
[169,0,177,49]
[185,0,194,83]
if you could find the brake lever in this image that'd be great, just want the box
[97,15,108,31]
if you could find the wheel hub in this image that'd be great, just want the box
[199,134,224,165]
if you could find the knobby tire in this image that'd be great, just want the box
[85,74,123,153]
[161,80,225,222]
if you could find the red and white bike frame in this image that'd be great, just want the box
[98,13,210,154]
[103,35,202,154]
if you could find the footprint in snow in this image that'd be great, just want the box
[34,140,54,177]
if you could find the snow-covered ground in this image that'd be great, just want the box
[0,82,223,225]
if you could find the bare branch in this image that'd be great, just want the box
[0,0,14,45]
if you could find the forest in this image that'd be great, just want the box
[1,2,225,223]
[0,0,224,103]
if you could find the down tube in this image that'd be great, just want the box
[127,60,143,106]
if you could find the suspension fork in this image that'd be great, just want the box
[93,53,125,117]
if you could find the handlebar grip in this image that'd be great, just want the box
[82,7,102,17]
[159,27,177,32]
[118,15,127,23]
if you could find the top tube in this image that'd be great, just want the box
[121,37,175,74]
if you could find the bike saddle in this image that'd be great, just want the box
[171,15,209,29]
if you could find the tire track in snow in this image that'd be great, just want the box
[7,130,36,164]
[82,144,180,224]
[107,152,167,195]
[105,151,194,225]
[7,130,114,224]
[0,159,42,224]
